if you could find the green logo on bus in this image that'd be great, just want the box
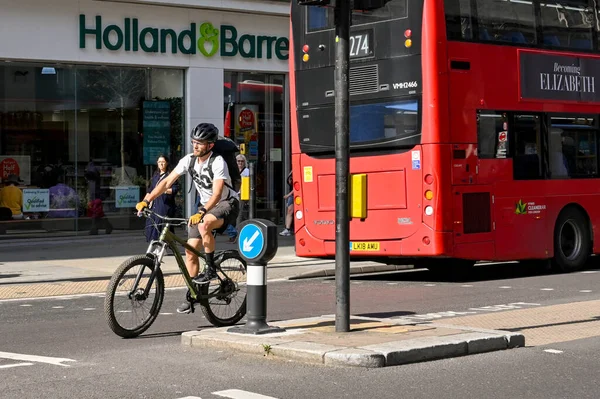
[515,200,527,215]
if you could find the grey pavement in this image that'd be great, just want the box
[182,315,524,368]
[0,230,409,285]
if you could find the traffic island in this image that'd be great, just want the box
[182,315,524,368]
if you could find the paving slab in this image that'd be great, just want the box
[182,315,524,368]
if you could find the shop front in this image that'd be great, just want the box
[0,0,290,239]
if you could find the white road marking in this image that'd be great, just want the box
[580,290,592,293]
[0,351,75,367]
[0,362,33,369]
[160,313,174,315]
[176,397,202,399]
[461,285,473,287]
[424,284,436,287]
[544,349,563,354]
[540,288,554,291]
[20,304,32,307]
[83,308,96,311]
[118,310,132,313]
[213,389,280,399]
[387,283,399,285]
[499,286,512,289]
[52,306,64,309]
[580,271,597,274]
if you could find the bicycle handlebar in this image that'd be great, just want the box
[138,208,189,226]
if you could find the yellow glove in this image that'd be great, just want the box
[189,212,205,225]
[136,200,149,212]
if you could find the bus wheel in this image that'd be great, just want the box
[552,207,591,273]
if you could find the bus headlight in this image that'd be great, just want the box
[424,206,433,216]
[295,210,303,220]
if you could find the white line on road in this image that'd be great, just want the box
[424,284,436,287]
[52,306,64,309]
[499,286,512,289]
[213,389,280,399]
[544,349,563,354]
[160,313,174,315]
[461,285,473,287]
[0,362,34,369]
[20,304,32,307]
[580,271,597,274]
[83,308,96,311]
[580,290,592,293]
[0,351,75,367]
[540,288,554,291]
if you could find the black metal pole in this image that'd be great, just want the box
[249,162,255,219]
[334,0,351,333]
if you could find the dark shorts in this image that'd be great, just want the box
[188,198,239,239]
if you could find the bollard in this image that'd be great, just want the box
[228,219,285,335]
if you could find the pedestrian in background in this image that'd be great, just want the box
[145,155,179,242]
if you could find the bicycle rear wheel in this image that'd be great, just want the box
[104,255,165,338]
[201,251,247,327]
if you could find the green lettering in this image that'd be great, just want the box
[275,37,289,60]
[103,24,124,51]
[160,28,177,54]
[133,18,139,51]
[257,36,269,59]
[79,15,102,49]
[220,25,238,57]
[238,34,256,58]
[140,27,159,52]
[197,22,219,57]
[178,23,196,54]
[124,18,130,51]
[266,36,277,59]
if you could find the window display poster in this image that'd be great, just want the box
[143,101,171,165]
[22,189,50,212]
[115,186,139,208]
[0,155,31,185]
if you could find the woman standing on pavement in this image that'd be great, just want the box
[144,155,179,242]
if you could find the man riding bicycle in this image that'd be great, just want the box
[136,123,239,314]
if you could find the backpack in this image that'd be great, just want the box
[187,136,241,195]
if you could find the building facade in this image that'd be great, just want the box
[0,0,290,238]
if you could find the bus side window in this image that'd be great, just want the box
[477,111,508,159]
[444,0,473,41]
[512,114,543,180]
[474,0,536,44]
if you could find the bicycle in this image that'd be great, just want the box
[104,208,247,338]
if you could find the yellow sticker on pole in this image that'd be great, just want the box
[303,166,313,183]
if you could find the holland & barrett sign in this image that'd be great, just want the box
[79,15,289,60]
[115,186,139,208]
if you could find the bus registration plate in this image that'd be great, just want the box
[350,242,380,251]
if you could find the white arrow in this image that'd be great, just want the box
[242,230,260,253]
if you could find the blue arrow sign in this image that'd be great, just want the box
[238,223,264,260]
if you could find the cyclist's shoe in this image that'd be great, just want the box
[176,301,192,314]
[192,268,218,285]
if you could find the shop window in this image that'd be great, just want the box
[477,111,509,159]
[0,63,185,238]
[513,114,543,180]
[224,72,286,224]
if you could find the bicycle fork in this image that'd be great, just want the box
[128,241,167,300]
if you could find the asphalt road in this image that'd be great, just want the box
[2,264,600,398]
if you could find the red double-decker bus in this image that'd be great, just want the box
[290,0,600,274]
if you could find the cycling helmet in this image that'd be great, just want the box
[191,123,219,143]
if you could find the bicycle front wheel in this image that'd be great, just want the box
[104,255,165,338]
[201,251,247,327]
